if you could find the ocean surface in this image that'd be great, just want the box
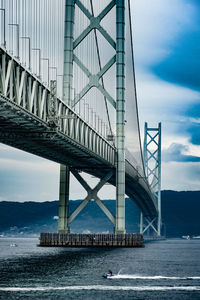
[0,238,200,299]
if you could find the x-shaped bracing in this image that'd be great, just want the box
[142,217,158,235]
[74,0,116,50]
[147,132,159,147]
[67,169,115,225]
[72,0,116,109]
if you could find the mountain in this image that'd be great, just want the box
[162,190,200,237]
[0,190,199,237]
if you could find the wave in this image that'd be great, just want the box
[0,286,200,292]
[110,275,200,280]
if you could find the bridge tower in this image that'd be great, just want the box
[58,0,126,234]
[140,122,162,237]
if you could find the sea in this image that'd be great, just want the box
[0,238,200,300]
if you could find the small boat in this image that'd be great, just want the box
[102,273,114,279]
[10,243,18,247]
[182,235,190,240]
[102,270,114,279]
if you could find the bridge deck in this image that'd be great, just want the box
[39,233,143,248]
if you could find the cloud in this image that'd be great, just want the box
[163,143,200,162]
[0,145,60,202]
[136,71,200,128]
[131,0,196,68]
[153,31,200,90]
[188,125,200,146]
[162,161,200,191]
[150,0,200,90]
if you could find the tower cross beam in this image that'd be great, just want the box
[72,54,116,108]
[147,166,158,177]
[150,182,159,191]
[142,218,158,234]
[74,0,116,50]
[147,133,159,147]
[147,149,158,161]
[67,169,115,225]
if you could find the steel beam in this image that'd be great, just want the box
[157,123,162,235]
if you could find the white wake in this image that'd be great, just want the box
[0,285,200,292]
[110,275,200,280]
[0,286,200,292]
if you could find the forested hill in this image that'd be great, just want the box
[0,190,199,238]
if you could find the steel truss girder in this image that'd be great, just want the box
[71,0,116,109]
[0,48,116,165]
[68,169,115,225]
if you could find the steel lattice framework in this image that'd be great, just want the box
[140,123,162,236]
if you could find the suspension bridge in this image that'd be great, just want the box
[0,0,162,245]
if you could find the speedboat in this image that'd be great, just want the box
[10,243,18,247]
[182,235,190,240]
[102,273,114,279]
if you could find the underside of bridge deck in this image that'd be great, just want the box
[0,93,157,219]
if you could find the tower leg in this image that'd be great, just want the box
[63,0,75,105]
[115,0,125,234]
[157,192,161,236]
[140,212,143,234]
[58,165,70,233]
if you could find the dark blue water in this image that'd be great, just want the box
[0,238,200,299]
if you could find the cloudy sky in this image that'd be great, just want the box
[131,0,200,191]
[0,0,199,202]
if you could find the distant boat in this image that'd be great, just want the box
[182,235,190,240]
[192,236,200,239]
[10,243,18,247]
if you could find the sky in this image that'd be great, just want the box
[0,0,199,202]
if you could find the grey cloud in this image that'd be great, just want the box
[163,143,200,163]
